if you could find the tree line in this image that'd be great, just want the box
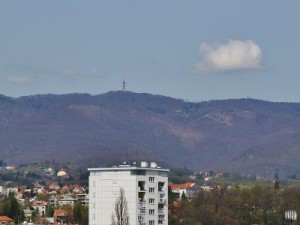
[0,193,88,225]
[169,185,300,225]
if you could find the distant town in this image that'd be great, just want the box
[0,160,300,225]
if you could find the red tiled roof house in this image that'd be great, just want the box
[0,216,15,225]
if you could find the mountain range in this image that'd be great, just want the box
[1,91,300,178]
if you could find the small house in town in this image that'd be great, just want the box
[0,216,15,225]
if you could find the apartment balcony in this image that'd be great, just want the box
[159,193,165,198]
[138,187,146,192]
[158,182,165,192]
[158,199,166,204]
[158,188,165,193]
[138,192,146,202]
[138,201,146,215]
[138,181,146,192]
[158,220,165,224]
[138,201,146,208]
[139,209,146,214]
[138,215,146,225]
[158,209,165,214]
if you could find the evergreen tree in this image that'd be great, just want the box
[274,169,280,189]
[181,191,187,201]
[168,185,177,204]
[46,205,55,217]
[0,194,23,223]
[73,201,82,223]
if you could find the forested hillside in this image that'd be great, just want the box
[1,91,300,177]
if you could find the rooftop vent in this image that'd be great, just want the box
[119,164,130,167]
[150,162,158,168]
[141,161,148,168]
[119,162,130,167]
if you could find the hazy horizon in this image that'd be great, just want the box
[1,1,300,102]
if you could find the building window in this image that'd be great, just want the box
[149,177,155,183]
[158,215,165,224]
[159,215,165,220]
[132,170,146,175]
[158,182,165,191]
[138,215,145,223]
[149,220,155,225]
[158,171,167,177]
[149,198,155,204]
[149,187,155,193]
[149,209,155,215]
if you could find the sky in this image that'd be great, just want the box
[0,1,300,102]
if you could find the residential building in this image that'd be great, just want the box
[47,195,57,206]
[169,182,195,200]
[58,195,76,208]
[32,200,47,216]
[57,169,68,177]
[0,216,15,225]
[43,167,54,176]
[60,185,70,194]
[48,182,61,192]
[88,161,169,225]
[23,207,34,221]
[54,209,74,224]
[186,184,202,199]
[71,184,84,194]
[0,186,6,196]
[76,193,89,205]
[5,187,18,196]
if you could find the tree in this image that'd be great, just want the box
[168,185,177,204]
[274,169,280,189]
[111,188,130,225]
[46,205,55,217]
[73,201,88,225]
[181,191,187,201]
[80,205,89,225]
[0,194,23,223]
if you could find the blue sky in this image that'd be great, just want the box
[0,1,299,102]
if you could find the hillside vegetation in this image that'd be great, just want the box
[1,91,300,177]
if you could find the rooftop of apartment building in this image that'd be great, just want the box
[88,161,169,172]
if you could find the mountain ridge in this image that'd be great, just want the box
[1,91,300,178]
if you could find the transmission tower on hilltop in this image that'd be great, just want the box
[122,79,126,91]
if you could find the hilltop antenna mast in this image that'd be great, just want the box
[123,79,126,91]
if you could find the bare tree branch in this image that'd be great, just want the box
[111,188,130,225]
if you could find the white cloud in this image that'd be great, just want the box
[196,40,263,73]
[6,75,30,84]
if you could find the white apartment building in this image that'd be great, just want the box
[88,161,169,225]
